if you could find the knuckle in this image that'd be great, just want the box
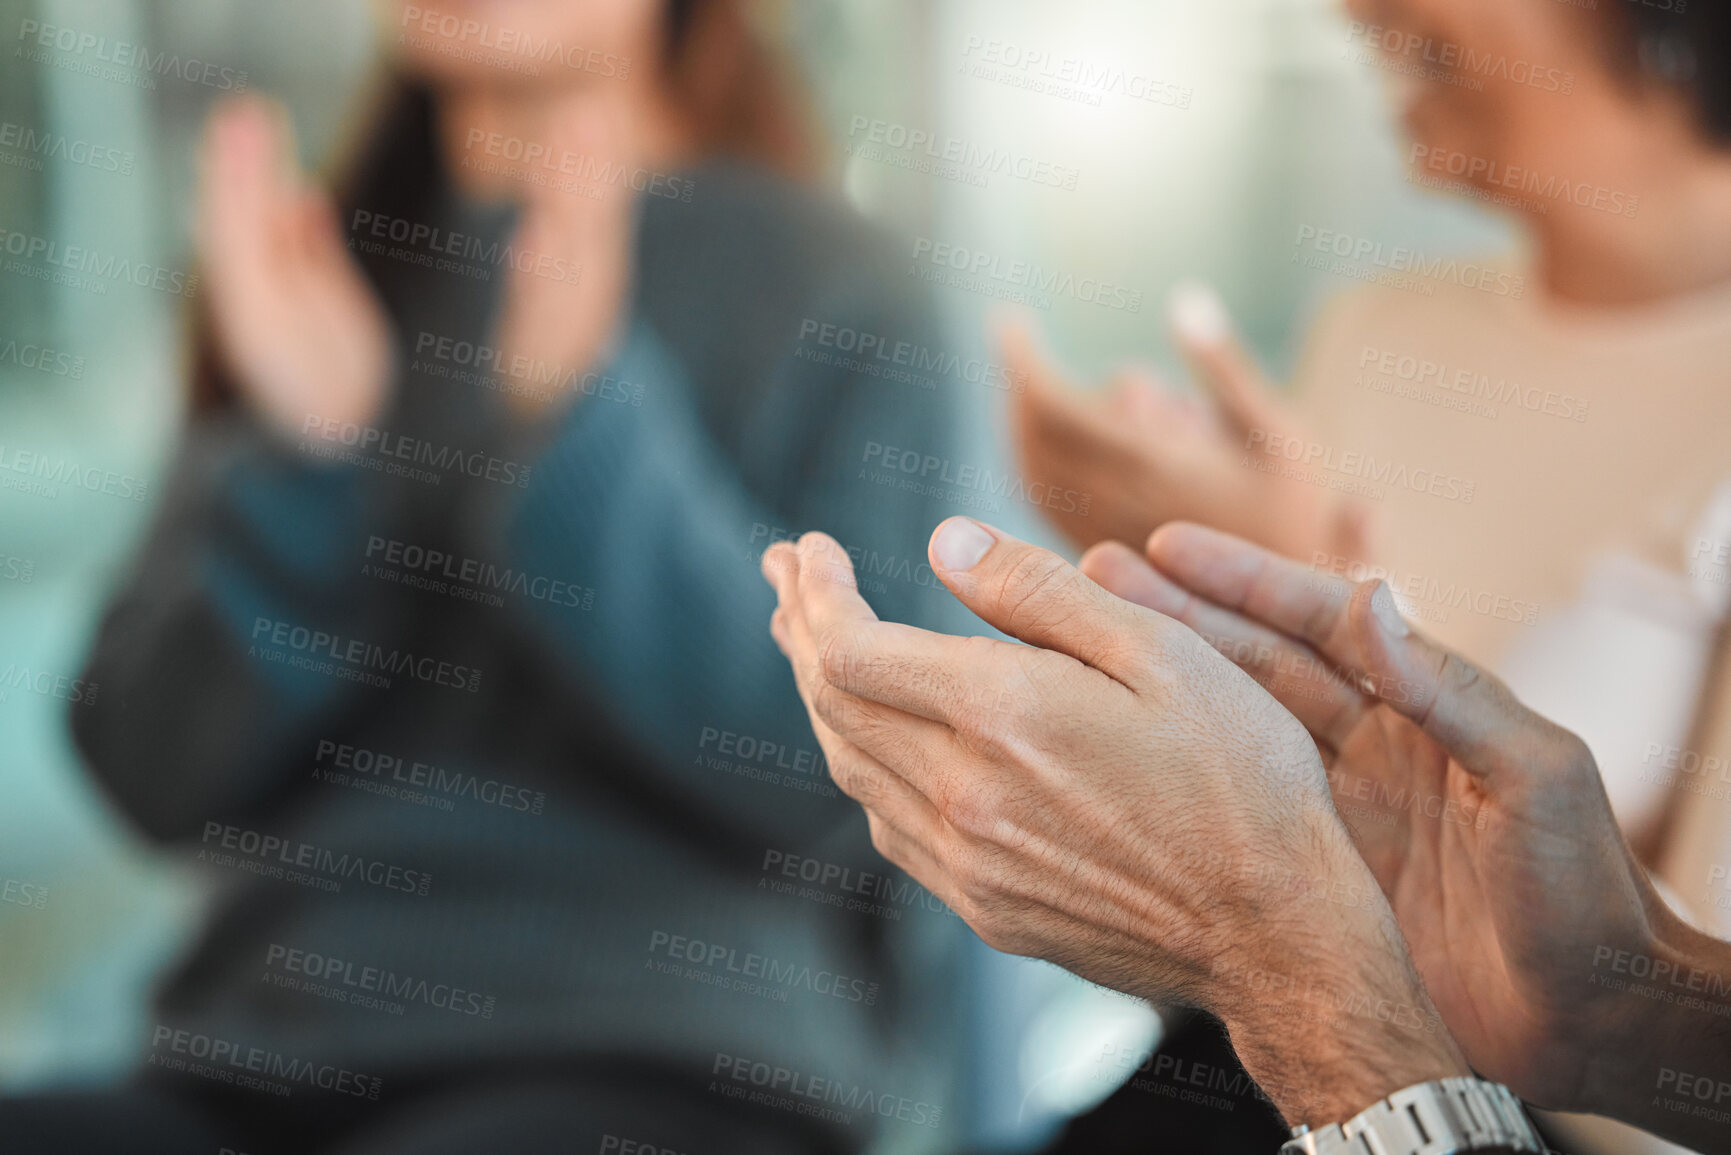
[810,676,862,735]
[1532,725,1594,782]
[1439,651,1483,696]
[815,625,862,691]
[951,845,1002,908]
[995,549,1074,634]
[865,813,900,861]
[934,774,1003,841]
[826,744,870,799]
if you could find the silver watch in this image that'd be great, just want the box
[1280,1077,1546,1155]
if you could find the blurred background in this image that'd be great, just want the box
[0,0,1508,1114]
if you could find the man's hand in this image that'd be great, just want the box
[1006,284,1369,562]
[1085,524,1731,1151]
[199,97,394,439]
[761,518,1468,1128]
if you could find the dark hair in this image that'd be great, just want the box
[667,0,700,54]
[1611,2,1731,143]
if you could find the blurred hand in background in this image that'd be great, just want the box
[1005,284,1371,564]
[198,92,635,439]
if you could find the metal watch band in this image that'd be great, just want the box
[1280,1077,1546,1155]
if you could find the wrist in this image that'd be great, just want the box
[1212,854,1468,1127]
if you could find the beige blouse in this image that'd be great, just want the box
[1291,262,1731,912]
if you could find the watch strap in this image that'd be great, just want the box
[1280,1077,1546,1155]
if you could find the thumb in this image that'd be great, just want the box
[1167,281,1287,437]
[1350,580,1587,785]
[927,517,1174,688]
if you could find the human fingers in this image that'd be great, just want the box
[1346,580,1592,789]
[1168,281,1289,439]
[927,518,1178,695]
[1080,540,1366,751]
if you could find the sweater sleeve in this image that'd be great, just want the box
[503,316,975,845]
[70,420,426,839]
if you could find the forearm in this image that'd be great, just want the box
[1216,895,1471,1130]
[75,418,403,835]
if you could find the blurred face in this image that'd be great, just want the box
[385,0,665,90]
[1341,0,1669,194]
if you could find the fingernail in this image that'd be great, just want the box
[933,518,996,572]
[1168,281,1231,347]
[1370,582,1410,638]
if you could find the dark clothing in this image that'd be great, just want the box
[8,1063,840,1155]
[55,91,977,1154]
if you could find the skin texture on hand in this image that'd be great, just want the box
[473,92,637,423]
[196,93,634,439]
[1004,288,1370,563]
[199,97,395,439]
[760,518,1467,1128]
[1083,524,1731,1153]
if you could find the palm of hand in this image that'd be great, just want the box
[1327,704,1628,1110]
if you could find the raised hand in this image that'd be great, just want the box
[1006,284,1369,562]
[761,520,1468,1129]
[486,94,637,421]
[198,97,394,439]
